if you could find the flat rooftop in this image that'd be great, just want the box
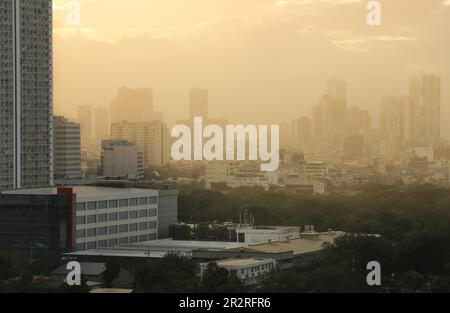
[216,258,273,267]
[3,186,157,198]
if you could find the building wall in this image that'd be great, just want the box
[75,191,159,251]
[54,116,81,179]
[157,190,178,238]
[101,140,143,179]
[0,0,53,191]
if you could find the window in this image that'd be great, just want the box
[119,211,128,220]
[108,239,118,247]
[139,197,148,205]
[149,196,157,204]
[87,201,97,210]
[139,222,148,231]
[98,240,108,248]
[129,223,138,232]
[139,209,148,218]
[108,225,118,234]
[98,213,108,223]
[76,216,86,225]
[129,236,138,244]
[76,229,85,238]
[148,233,157,241]
[98,200,107,210]
[76,243,86,251]
[98,227,107,236]
[139,234,148,242]
[87,228,97,238]
[119,224,128,233]
[149,221,157,229]
[129,198,138,206]
[129,210,138,219]
[108,200,118,208]
[108,212,118,221]
[87,215,97,224]
[149,208,157,217]
[87,242,97,250]
[76,203,85,212]
[119,199,128,207]
[119,237,129,245]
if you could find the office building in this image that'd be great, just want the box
[53,116,82,179]
[77,104,94,151]
[0,0,53,190]
[95,106,110,146]
[189,88,208,121]
[312,95,346,145]
[291,117,312,146]
[101,140,144,179]
[4,186,179,251]
[110,87,154,123]
[111,121,170,167]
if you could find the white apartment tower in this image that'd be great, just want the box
[0,0,53,190]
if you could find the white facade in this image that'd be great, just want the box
[101,140,144,179]
[200,258,276,286]
[236,226,301,244]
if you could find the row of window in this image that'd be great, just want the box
[76,208,157,225]
[76,233,158,251]
[77,221,158,239]
[76,196,157,211]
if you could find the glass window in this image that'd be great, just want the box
[139,222,148,231]
[87,201,97,210]
[76,243,86,251]
[149,196,157,204]
[108,225,118,234]
[76,216,86,225]
[129,210,138,219]
[76,229,86,238]
[149,221,157,229]
[129,198,138,206]
[98,227,107,236]
[87,241,97,250]
[139,234,148,242]
[119,237,129,245]
[87,228,97,237]
[108,200,118,208]
[76,203,85,212]
[129,223,138,232]
[149,208,157,217]
[129,236,138,244]
[108,212,118,221]
[87,215,97,224]
[139,209,148,218]
[119,199,128,207]
[119,224,128,233]
[98,240,108,248]
[98,200,107,210]
[98,213,108,223]
[119,211,128,220]
[108,239,118,247]
[148,233,157,241]
[139,197,148,205]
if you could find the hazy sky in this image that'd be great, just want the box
[53,0,450,134]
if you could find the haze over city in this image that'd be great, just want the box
[54,0,450,134]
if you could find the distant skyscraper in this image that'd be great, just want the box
[110,87,154,123]
[327,78,347,101]
[345,106,371,136]
[111,121,170,167]
[53,116,81,179]
[190,88,209,121]
[380,96,415,149]
[95,106,110,146]
[0,0,53,190]
[313,95,346,145]
[77,104,94,151]
[292,117,312,145]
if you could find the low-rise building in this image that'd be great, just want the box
[101,140,144,179]
[236,226,301,244]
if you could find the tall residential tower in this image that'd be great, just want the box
[0,0,53,190]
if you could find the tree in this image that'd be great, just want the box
[200,263,245,293]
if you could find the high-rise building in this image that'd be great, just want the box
[312,95,346,145]
[291,117,312,146]
[101,140,144,179]
[53,116,81,179]
[110,87,154,123]
[327,78,347,101]
[189,88,208,121]
[345,106,371,136]
[111,121,170,167]
[77,104,94,151]
[0,0,53,190]
[95,106,110,146]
